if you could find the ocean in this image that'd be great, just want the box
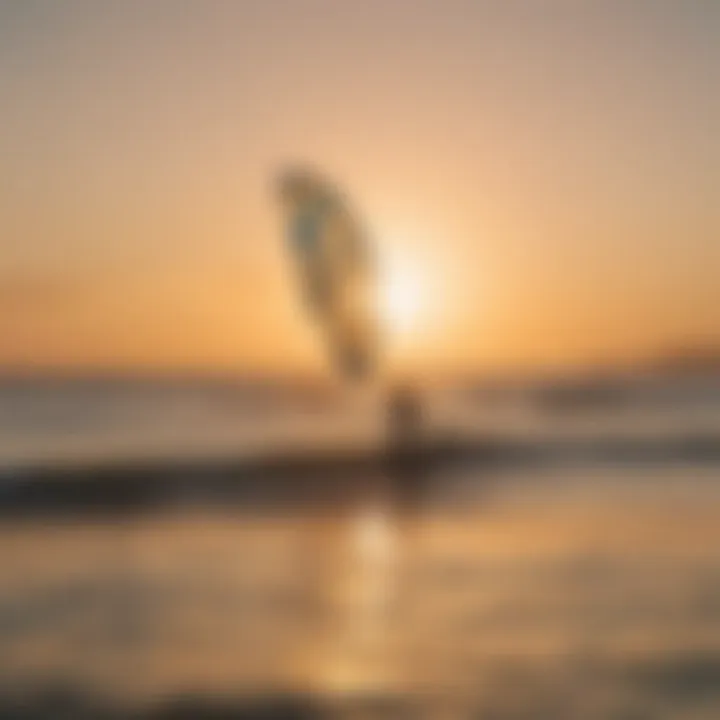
[0,374,718,718]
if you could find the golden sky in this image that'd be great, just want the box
[1,1,718,377]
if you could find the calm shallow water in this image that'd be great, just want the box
[0,377,718,716]
[0,463,718,718]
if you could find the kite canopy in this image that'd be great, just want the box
[277,167,380,380]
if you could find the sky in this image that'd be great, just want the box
[0,0,718,377]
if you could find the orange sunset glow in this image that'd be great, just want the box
[1,5,720,718]
[1,1,718,378]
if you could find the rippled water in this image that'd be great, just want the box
[1,463,719,718]
[0,377,718,716]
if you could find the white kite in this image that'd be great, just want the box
[277,168,380,380]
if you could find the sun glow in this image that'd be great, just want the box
[379,252,426,341]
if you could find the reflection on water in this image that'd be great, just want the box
[320,501,392,696]
[0,464,719,718]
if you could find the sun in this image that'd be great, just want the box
[378,252,425,341]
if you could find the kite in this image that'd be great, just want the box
[277,168,380,380]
